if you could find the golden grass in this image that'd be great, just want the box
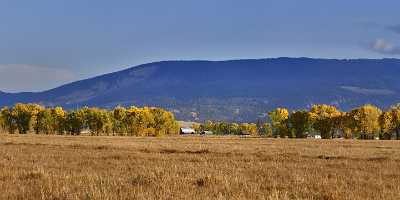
[0,134,399,200]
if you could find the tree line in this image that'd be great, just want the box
[193,121,260,135]
[2,103,400,139]
[196,104,400,140]
[0,103,179,136]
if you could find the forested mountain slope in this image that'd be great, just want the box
[1,58,400,121]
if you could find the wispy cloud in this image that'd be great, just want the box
[370,39,400,55]
[0,64,76,92]
[341,86,395,95]
[387,24,400,34]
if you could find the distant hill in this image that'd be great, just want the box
[1,57,400,122]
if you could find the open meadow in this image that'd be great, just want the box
[0,134,399,200]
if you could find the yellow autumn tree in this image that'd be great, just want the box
[13,103,44,134]
[124,107,154,136]
[239,123,258,135]
[309,104,341,139]
[34,107,52,134]
[386,104,400,140]
[379,111,394,140]
[51,107,66,134]
[149,107,179,136]
[268,108,289,138]
[349,104,382,139]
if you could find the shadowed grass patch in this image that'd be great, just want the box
[159,148,210,154]
[19,170,44,180]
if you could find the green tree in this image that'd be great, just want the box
[229,123,241,135]
[289,110,311,138]
[65,110,86,135]
[150,108,179,136]
[34,108,53,134]
[0,107,17,134]
[217,122,230,135]
[334,112,353,139]
[13,103,35,134]
[112,106,127,135]
[202,121,215,132]
[259,123,273,137]
[85,108,111,136]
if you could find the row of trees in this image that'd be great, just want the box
[0,103,179,136]
[2,103,400,139]
[194,104,400,140]
[267,104,400,139]
[194,121,260,135]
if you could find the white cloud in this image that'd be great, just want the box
[370,39,400,55]
[0,64,76,92]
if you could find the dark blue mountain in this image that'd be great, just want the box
[1,57,400,121]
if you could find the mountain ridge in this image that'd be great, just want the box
[3,57,399,94]
[1,57,400,121]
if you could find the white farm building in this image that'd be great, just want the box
[180,128,196,134]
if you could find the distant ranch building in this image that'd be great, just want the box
[180,128,196,135]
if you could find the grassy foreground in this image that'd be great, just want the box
[0,134,399,200]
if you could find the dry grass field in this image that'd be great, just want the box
[0,134,399,200]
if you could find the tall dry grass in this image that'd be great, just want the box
[0,134,399,200]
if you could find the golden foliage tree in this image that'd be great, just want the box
[34,108,52,134]
[0,103,178,136]
[239,123,258,135]
[309,104,341,139]
[13,103,41,134]
[389,105,400,140]
[349,104,382,139]
[379,111,394,140]
[51,107,66,134]
[268,108,289,138]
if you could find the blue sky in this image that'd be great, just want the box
[0,0,399,92]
